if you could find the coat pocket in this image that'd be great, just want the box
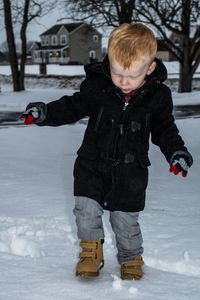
[77,144,99,160]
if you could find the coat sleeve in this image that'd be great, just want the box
[38,80,92,127]
[150,86,189,163]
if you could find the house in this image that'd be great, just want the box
[32,22,102,65]
[156,39,175,61]
[0,51,6,63]
[156,33,183,61]
[156,26,200,61]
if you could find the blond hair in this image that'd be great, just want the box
[108,22,157,69]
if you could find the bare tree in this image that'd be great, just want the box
[63,0,200,92]
[136,0,200,92]
[62,0,137,27]
[0,41,9,53]
[3,0,21,91]
[2,0,57,91]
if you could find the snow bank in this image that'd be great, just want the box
[0,87,199,300]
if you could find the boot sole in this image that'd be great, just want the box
[76,271,99,277]
[121,275,143,280]
[76,261,104,278]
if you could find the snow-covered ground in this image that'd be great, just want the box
[0,87,200,300]
[0,62,200,78]
[0,88,200,115]
[0,64,85,76]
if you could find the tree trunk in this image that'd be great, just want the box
[3,0,21,91]
[135,0,200,93]
[178,0,193,92]
[178,63,193,92]
[118,0,135,24]
[19,0,31,91]
[39,63,47,75]
[19,32,26,91]
[178,32,193,92]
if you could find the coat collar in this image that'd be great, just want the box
[84,55,167,83]
[101,55,167,84]
[84,55,168,98]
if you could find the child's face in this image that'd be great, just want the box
[110,58,156,94]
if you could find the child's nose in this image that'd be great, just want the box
[120,77,128,85]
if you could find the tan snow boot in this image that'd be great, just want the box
[76,239,104,277]
[121,256,144,280]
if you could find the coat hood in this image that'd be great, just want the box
[84,55,168,84]
[148,57,167,83]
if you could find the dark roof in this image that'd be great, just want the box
[40,22,84,36]
[34,42,41,47]
[28,41,41,51]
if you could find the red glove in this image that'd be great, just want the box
[169,153,192,177]
[20,113,35,125]
[20,102,46,125]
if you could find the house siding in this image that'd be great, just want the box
[57,27,69,46]
[157,51,171,61]
[69,24,102,64]
[32,22,102,65]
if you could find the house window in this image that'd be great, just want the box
[174,38,180,46]
[51,35,57,45]
[60,35,67,45]
[41,36,45,46]
[41,36,49,46]
[93,35,99,42]
[34,52,38,59]
[45,36,50,45]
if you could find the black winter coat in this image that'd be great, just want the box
[39,56,191,212]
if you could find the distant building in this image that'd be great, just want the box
[0,51,6,63]
[156,39,174,61]
[156,33,183,61]
[157,26,200,61]
[32,22,102,65]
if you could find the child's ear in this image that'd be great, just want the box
[146,61,157,75]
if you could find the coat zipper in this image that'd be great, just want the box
[110,101,128,187]
[123,102,129,111]
[110,91,141,189]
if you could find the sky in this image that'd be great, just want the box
[0,5,64,44]
[0,5,109,49]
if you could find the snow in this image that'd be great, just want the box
[173,91,200,105]
[0,88,200,116]
[0,62,200,78]
[0,87,200,299]
[0,64,85,76]
[0,89,74,112]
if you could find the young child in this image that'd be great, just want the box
[22,23,193,280]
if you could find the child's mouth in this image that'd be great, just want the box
[121,89,131,94]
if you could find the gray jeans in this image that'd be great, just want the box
[73,196,143,264]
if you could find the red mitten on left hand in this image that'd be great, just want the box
[169,153,192,177]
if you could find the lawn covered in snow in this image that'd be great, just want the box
[0,64,85,76]
[0,62,200,78]
[0,88,200,300]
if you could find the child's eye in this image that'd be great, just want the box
[113,73,122,78]
[129,75,139,80]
